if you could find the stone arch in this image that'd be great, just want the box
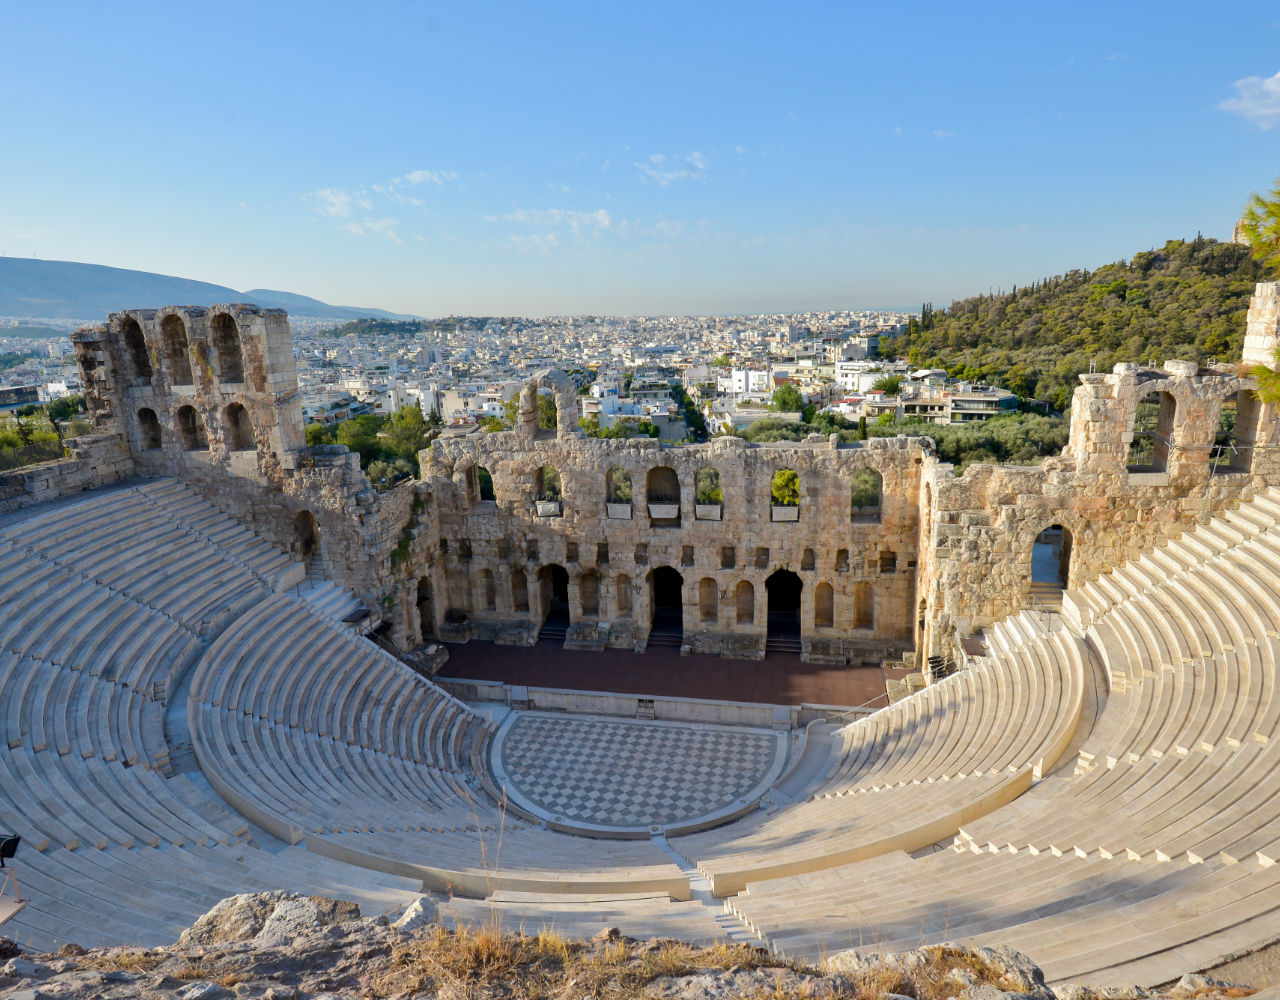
[1127,390,1175,472]
[535,465,562,501]
[835,549,850,572]
[735,580,755,625]
[579,570,600,617]
[224,402,254,451]
[417,576,435,639]
[161,314,194,386]
[122,316,152,383]
[511,567,530,612]
[606,466,633,503]
[615,574,633,618]
[814,581,834,629]
[646,466,681,525]
[518,370,582,440]
[479,568,496,611]
[210,312,245,384]
[1212,391,1255,474]
[176,405,208,451]
[698,577,718,623]
[137,407,162,450]
[851,467,883,522]
[695,466,723,506]
[467,465,496,503]
[854,581,874,630]
[801,547,816,572]
[292,510,320,565]
[649,566,683,640]
[769,468,800,516]
[1032,523,1072,592]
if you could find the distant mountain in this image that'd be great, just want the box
[0,257,418,322]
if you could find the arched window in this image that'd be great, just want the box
[1211,392,1253,474]
[1128,391,1174,472]
[854,582,874,630]
[176,405,208,451]
[646,466,681,525]
[1032,524,1072,592]
[210,312,245,384]
[814,582,834,629]
[699,577,718,623]
[615,574,633,619]
[511,568,530,612]
[537,387,557,432]
[535,465,562,501]
[835,549,849,572]
[122,317,152,383]
[735,580,755,625]
[225,403,253,451]
[469,465,495,503]
[606,466,632,503]
[801,548,816,571]
[695,466,723,517]
[137,408,162,450]
[850,468,883,522]
[161,315,193,385]
[580,571,600,617]
[480,569,496,611]
[770,468,799,520]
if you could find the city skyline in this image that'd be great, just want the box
[3,1,1279,316]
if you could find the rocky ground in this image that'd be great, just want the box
[0,892,1265,1000]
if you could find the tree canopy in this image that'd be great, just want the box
[1240,175,1280,276]
[894,237,1263,411]
[771,382,806,412]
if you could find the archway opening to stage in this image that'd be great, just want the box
[649,566,684,645]
[766,569,803,652]
[1031,525,1071,606]
[538,565,570,637]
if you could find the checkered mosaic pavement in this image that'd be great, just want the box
[497,715,780,829]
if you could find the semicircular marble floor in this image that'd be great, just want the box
[491,712,788,837]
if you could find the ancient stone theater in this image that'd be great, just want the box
[1,284,1279,987]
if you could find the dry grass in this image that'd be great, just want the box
[369,920,786,1000]
[78,947,166,974]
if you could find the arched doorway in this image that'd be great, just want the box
[292,510,320,568]
[537,564,570,641]
[765,569,803,654]
[649,566,683,646]
[1031,524,1071,607]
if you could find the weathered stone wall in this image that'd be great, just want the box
[0,434,133,516]
[421,428,926,663]
[44,281,1280,684]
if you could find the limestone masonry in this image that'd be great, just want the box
[16,281,1273,674]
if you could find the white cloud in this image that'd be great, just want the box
[0,226,42,239]
[398,169,457,186]
[341,217,404,245]
[734,144,747,155]
[508,232,560,253]
[933,130,954,140]
[310,188,358,218]
[1219,70,1280,130]
[501,208,612,235]
[635,151,709,185]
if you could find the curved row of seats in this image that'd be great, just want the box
[188,592,692,900]
[665,611,1087,895]
[726,490,1280,987]
[0,481,420,952]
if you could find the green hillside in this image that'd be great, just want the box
[894,237,1266,410]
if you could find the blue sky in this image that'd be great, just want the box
[3,1,1279,316]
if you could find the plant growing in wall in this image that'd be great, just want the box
[770,468,799,507]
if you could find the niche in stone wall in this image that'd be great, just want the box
[814,581,834,629]
[176,405,208,451]
[162,315,194,386]
[137,407,162,450]
[512,567,530,612]
[122,317,152,384]
[615,574,633,618]
[210,312,245,384]
[225,403,254,451]
[735,580,755,625]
